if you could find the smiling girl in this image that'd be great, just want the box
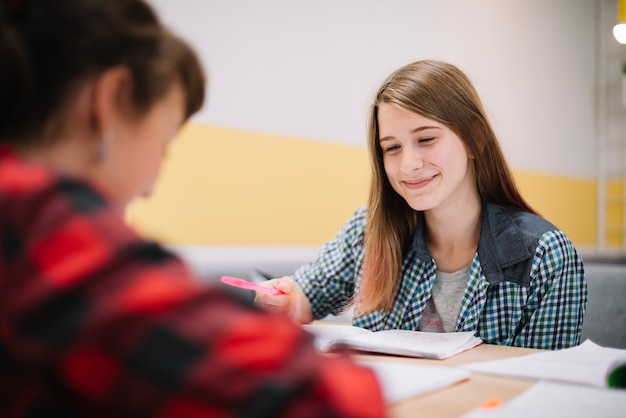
[255,60,587,350]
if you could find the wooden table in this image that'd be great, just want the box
[355,344,542,418]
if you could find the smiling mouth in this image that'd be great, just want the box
[404,175,436,188]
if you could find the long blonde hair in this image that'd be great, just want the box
[359,60,536,313]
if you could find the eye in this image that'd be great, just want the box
[382,144,400,153]
[418,137,435,144]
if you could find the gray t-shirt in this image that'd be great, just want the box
[417,264,470,332]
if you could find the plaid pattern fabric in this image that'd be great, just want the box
[0,147,384,418]
[294,205,587,350]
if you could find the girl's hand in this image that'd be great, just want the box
[254,276,313,323]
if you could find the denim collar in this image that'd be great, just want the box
[410,202,535,286]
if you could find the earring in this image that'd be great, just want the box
[96,129,116,162]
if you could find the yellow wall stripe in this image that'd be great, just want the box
[129,123,597,247]
[605,179,624,248]
[128,123,370,245]
[513,171,596,246]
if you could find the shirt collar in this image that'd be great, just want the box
[410,202,533,283]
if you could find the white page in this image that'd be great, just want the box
[352,329,481,358]
[461,381,626,418]
[302,324,371,351]
[358,360,471,404]
[461,340,626,387]
[303,324,482,359]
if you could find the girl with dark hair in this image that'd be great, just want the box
[256,60,587,351]
[0,1,384,416]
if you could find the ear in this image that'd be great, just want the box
[89,66,132,136]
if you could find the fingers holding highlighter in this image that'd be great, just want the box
[221,276,313,323]
[254,277,313,323]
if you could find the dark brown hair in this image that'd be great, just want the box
[360,60,537,313]
[0,0,205,141]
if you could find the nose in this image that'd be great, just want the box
[400,147,424,173]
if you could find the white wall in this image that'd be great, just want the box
[149,0,596,178]
[598,0,626,179]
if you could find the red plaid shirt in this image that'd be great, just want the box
[0,146,385,418]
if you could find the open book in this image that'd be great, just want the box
[461,339,626,389]
[302,323,482,359]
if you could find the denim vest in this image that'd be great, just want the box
[411,202,558,288]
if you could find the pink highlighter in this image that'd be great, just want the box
[220,276,285,295]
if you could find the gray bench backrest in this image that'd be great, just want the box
[580,264,626,349]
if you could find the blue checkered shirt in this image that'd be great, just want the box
[293,204,587,350]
